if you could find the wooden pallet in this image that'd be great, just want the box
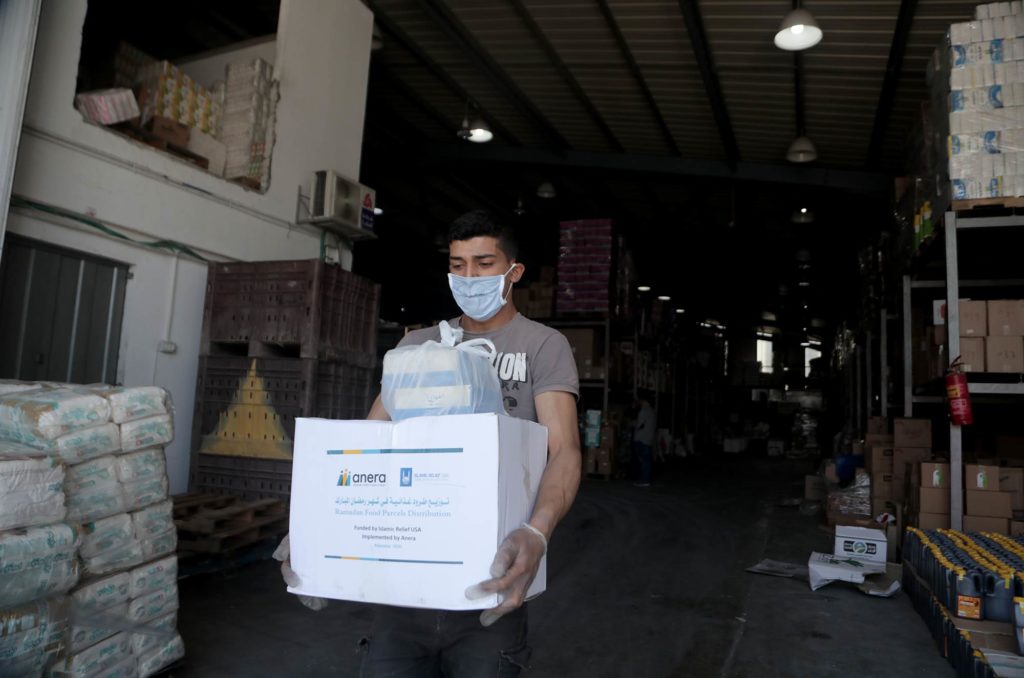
[176,497,285,534]
[177,514,289,554]
[171,493,237,520]
[952,197,1024,211]
[174,494,288,555]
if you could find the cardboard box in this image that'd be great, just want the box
[893,448,931,478]
[833,525,888,564]
[987,300,1024,336]
[288,414,548,609]
[867,417,889,435]
[963,515,1010,534]
[967,464,1002,491]
[147,116,189,148]
[865,434,894,447]
[966,490,1014,518]
[805,475,826,502]
[894,419,932,448]
[559,329,596,371]
[871,498,894,517]
[919,487,951,514]
[985,336,1024,373]
[187,129,227,177]
[866,446,893,474]
[960,337,986,372]
[916,512,951,530]
[807,552,886,591]
[1012,520,1024,536]
[871,473,893,500]
[920,462,951,489]
[960,300,988,337]
[934,324,948,346]
[999,467,1024,511]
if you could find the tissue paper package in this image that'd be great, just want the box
[120,415,173,452]
[131,611,177,655]
[129,556,177,598]
[0,523,80,607]
[86,386,169,424]
[66,456,127,523]
[67,456,119,493]
[0,423,120,463]
[96,655,141,678]
[71,572,131,610]
[57,631,132,677]
[0,597,69,676]
[128,583,179,624]
[70,601,129,653]
[0,456,65,530]
[138,632,184,678]
[80,514,135,559]
[0,380,39,396]
[140,529,177,561]
[81,540,145,577]
[115,448,166,484]
[123,476,169,512]
[0,389,111,445]
[130,501,174,541]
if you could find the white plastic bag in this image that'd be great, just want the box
[381,321,506,421]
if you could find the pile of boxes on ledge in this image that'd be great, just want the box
[74,42,278,190]
[0,380,182,676]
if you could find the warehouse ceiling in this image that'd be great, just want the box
[81,0,980,329]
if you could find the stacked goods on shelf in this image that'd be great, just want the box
[893,418,934,506]
[221,58,278,188]
[864,418,895,516]
[926,2,1024,203]
[909,461,953,529]
[966,464,1017,534]
[193,260,380,500]
[135,60,223,138]
[557,327,604,382]
[512,267,556,320]
[927,299,1024,375]
[0,383,183,676]
[557,219,612,315]
[581,410,616,478]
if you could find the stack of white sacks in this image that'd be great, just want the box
[0,381,183,677]
[936,1,1024,199]
[221,57,278,188]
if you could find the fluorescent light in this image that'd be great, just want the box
[787,136,818,163]
[468,124,493,143]
[775,9,823,51]
[637,285,651,292]
[536,182,556,199]
[658,295,671,301]
[798,281,810,287]
[800,342,811,347]
[373,207,383,216]
[676,308,685,314]
[800,207,808,214]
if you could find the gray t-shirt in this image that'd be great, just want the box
[398,313,579,423]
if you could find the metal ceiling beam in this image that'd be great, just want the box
[415,0,571,151]
[866,0,919,167]
[370,63,457,139]
[412,143,890,193]
[509,0,622,153]
[677,0,739,169]
[596,0,680,156]
[365,1,521,145]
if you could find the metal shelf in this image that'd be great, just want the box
[968,381,1024,395]
[910,279,1024,289]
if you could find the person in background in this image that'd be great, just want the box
[633,394,656,487]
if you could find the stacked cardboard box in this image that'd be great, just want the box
[865,424,895,516]
[910,461,952,529]
[516,268,556,320]
[135,61,222,138]
[930,299,1024,373]
[964,463,1015,533]
[557,219,612,315]
[558,327,605,381]
[893,418,933,503]
[222,58,278,188]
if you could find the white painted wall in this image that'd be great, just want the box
[7,0,374,492]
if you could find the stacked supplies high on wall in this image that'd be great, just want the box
[0,383,183,677]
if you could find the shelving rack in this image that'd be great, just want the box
[546,318,611,414]
[901,210,1024,531]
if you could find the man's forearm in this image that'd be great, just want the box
[527,443,581,540]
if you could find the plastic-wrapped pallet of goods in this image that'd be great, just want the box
[0,379,184,676]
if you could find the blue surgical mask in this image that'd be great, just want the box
[448,264,517,322]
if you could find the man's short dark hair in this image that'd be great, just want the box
[448,210,519,261]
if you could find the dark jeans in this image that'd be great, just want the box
[359,604,530,678]
[633,441,652,484]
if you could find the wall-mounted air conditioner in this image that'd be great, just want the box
[307,170,376,240]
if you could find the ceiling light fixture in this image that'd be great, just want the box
[637,285,651,292]
[676,308,685,314]
[792,208,814,223]
[536,181,556,199]
[373,207,383,216]
[457,102,493,143]
[786,135,817,163]
[775,8,823,51]
[658,295,671,301]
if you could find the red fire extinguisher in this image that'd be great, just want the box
[946,357,974,426]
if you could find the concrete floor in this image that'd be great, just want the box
[174,458,953,677]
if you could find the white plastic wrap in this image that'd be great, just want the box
[0,597,69,677]
[0,456,65,531]
[114,448,166,484]
[80,540,145,577]
[140,529,177,561]
[67,456,119,492]
[128,583,179,624]
[119,415,173,453]
[67,483,127,524]
[0,523,80,607]
[130,501,174,541]
[129,556,178,598]
[381,321,505,421]
[138,632,184,678]
[0,423,120,463]
[0,389,111,445]
[59,631,132,677]
[81,513,135,559]
[0,379,40,396]
[94,655,140,678]
[70,601,128,653]
[130,611,177,656]
[122,476,169,512]
[85,386,169,424]
[71,572,131,610]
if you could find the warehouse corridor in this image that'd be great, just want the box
[175,460,950,677]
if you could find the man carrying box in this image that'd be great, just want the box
[279,211,581,676]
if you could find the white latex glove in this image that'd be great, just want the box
[273,534,329,611]
[465,524,547,627]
